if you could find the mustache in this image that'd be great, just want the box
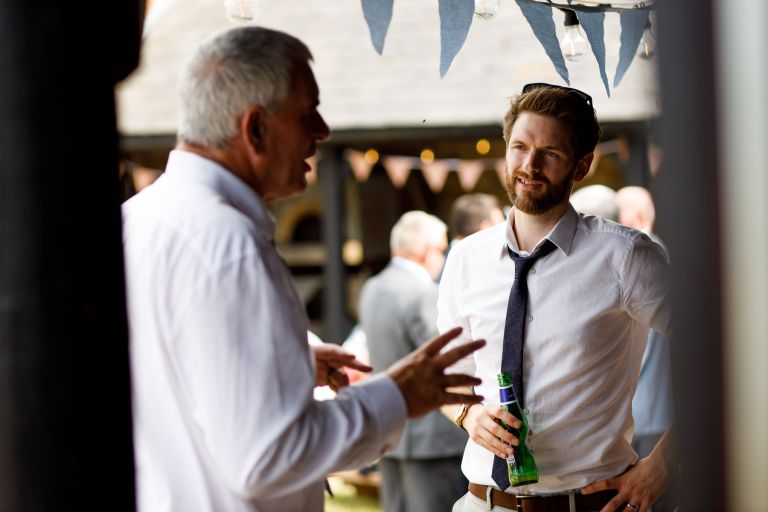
[511,170,550,186]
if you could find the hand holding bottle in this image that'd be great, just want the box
[462,404,522,459]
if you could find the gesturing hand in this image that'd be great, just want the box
[462,403,522,460]
[312,343,372,392]
[386,327,485,418]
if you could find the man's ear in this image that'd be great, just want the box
[573,152,595,183]
[241,107,265,153]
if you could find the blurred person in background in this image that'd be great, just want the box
[617,186,674,512]
[438,193,505,282]
[569,184,619,221]
[359,211,468,512]
[449,193,506,244]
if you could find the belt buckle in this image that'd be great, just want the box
[515,494,530,512]
[485,486,494,511]
[515,493,577,512]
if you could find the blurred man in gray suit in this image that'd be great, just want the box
[359,211,467,512]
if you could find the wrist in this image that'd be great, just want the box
[454,402,476,431]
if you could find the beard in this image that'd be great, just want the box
[504,166,577,215]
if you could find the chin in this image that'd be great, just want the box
[285,181,308,200]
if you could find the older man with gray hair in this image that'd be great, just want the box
[359,211,468,512]
[122,27,484,512]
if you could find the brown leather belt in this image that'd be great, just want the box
[468,483,616,511]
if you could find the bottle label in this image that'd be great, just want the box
[499,385,516,403]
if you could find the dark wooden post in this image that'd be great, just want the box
[623,124,651,187]
[0,1,142,509]
[655,1,725,510]
[319,146,352,343]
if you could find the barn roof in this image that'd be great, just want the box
[117,0,659,136]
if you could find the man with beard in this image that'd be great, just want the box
[438,84,672,512]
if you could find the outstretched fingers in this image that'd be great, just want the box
[435,339,486,368]
[440,373,482,389]
[420,326,464,356]
[442,390,484,405]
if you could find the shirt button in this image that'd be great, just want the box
[524,408,530,415]
[528,315,533,321]
[530,269,536,274]
[527,361,534,368]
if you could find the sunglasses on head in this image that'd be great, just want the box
[522,82,593,107]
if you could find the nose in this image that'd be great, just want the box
[523,149,541,172]
[314,112,330,142]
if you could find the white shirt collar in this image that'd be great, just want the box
[500,204,579,258]
[164,149,276,240]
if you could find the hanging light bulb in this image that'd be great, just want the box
[560,9,588,62]
[474,0,500,20]
[364,149,380,165]
[224,0,261,23]
[636,17,656,60]
[475,139,491,155]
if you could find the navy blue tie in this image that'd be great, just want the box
[491,239,556,490]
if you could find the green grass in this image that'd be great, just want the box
[324,476,381,512]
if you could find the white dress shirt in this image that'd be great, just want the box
[123,150,406,512]
[437,206,670,494]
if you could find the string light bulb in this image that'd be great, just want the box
[636,17,656,60]
[224,0,261,23]
[560,9,588,62]
[420,149,435,164]
[476,139,491,155]
[474,0,500,20]
[364,149,380,164]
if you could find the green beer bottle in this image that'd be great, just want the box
[497,371,539,486]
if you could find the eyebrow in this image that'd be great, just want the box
[510,139,568,152]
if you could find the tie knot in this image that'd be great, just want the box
[508,239,556,278]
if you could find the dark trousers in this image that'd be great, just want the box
[379,456,465,512]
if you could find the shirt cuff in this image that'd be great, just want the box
[353,374,407,455]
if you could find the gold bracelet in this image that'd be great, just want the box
[454,403,473,431]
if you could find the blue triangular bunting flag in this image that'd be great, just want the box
[614,10,648,87]
[576,10,610,97]
[515,0,570,85]
[361,0,394,55]
[438,0,475,78]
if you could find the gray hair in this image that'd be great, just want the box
[177,26,312,148]
[390,211,447,256]
[569,184,619,221]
